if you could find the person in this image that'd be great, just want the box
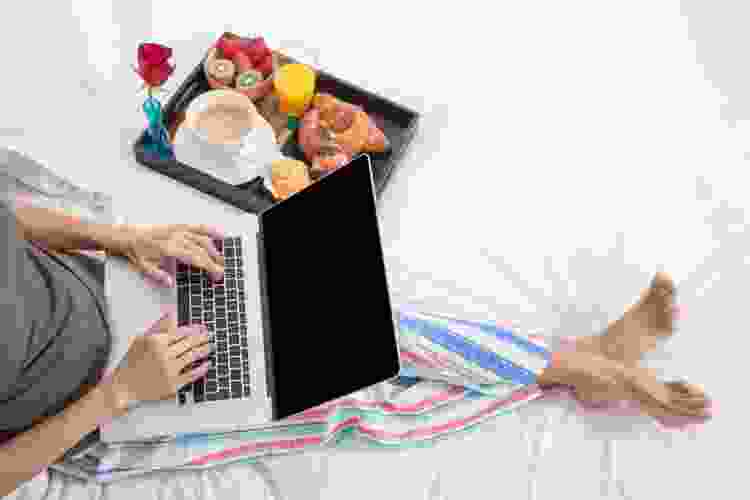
[0,199,711,496]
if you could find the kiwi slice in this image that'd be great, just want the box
[236,70,263,89]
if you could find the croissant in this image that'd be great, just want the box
[298,93,391,175]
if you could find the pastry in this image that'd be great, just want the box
[270,158,312,200]
[311,151,350,178]
[298,108,323,160]
[333,109,369,156]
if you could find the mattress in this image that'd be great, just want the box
[3,0,745,498]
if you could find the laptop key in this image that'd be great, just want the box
[230,356,241,368]
[218,390,230,400]
[230,346,241,356]
[243,387,251,397]
[243,374,250,385]
[193,380,205,401]
[230,334,240,345]
[231,382,242,393]
[206,393,219,401]
[231,369,241,380]
[206,381,218,393]
[178,305,189,328]
[218,366,228,376]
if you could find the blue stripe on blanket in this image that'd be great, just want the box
[442,317,551,361]
[398,316,538,386]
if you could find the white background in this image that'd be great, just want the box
[2,0,749,498]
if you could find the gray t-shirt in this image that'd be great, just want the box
[0,200,111,433]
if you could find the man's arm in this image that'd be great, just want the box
[0,379,129,497]
[12,203,128,254]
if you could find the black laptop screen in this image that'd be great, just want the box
[260,155,401,420]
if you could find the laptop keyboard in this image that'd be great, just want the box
[176,236,251,405]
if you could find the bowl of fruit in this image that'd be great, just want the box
[203,32,280,101]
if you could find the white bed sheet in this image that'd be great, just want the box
[3,0,746,498]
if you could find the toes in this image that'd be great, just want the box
[679,396,710,410]
[669,381,706,398]
[648,273,676,303]
[651,272,675,292]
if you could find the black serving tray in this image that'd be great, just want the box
[133,47,420,214]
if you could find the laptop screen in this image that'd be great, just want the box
[259,155,401,419]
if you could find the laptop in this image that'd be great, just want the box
[101,154,402,443]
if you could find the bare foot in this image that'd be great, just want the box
[574,365,711,419]
[568,273,711,418]
[544,349,711,419]
[576,272,676,366]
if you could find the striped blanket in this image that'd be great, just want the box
[53,310,553,483]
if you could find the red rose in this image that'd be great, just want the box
[136,43,175,88]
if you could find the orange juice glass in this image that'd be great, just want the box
[273,63,316,118]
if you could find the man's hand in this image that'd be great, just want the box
[114,224,226,287]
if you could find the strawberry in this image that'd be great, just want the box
[244,37,269,62]
[255,55,274,77]
[218,36,244,59]
[232,51,254,73]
